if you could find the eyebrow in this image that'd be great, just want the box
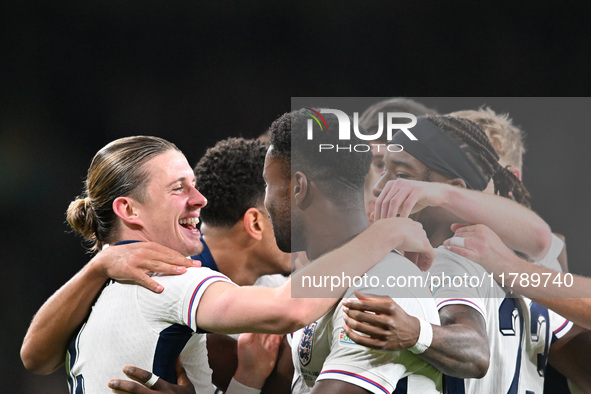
[166,177,195,187]
[386,159,414,169]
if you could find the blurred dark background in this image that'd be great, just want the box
[2,1,590,393]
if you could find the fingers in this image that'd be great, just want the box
[143,260,191,275]
[107,366,155,393]
[119,242,200,269]
[353,290,385,300]
[344,294,399,316]
[406,250,434,272]
[442,238,476,261]
[416,252,434,272]
[450,222,476,233]
[122,366,154,385]
[376,181,411,220]
[380,186,403,219]
[136,274,165,294]
[442,243,469,256]
[403,251,419,266]
[108,365,194,393]
[101,242,203,293]
[375,179,428,220]
[142,242,192,262]
[175,358,194,388]
[343,305,384,327]
[342,312,389,337]
[264,333,284,349]
[342,324,384,349]
[373,182,388,221]
[108,379,151,393]
[398,189,418,218]
[141,243,201,268]
[130,261,188,294]
[261,334,283,359]
[374,180,395,220]
[240,333,283,355]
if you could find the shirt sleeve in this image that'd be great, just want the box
[138,267,234,332]
[548,307,573,343]
[317,298,441,394]
[429,248,488,321]
[533,233,564,273]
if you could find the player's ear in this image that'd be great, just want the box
[243,207,264,241]
[293,171,310,208]
[113,196,143,227]
[447,177,467,189]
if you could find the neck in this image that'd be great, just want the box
[303,202,369,261]
[414,207,456,248]
[114,226,150,246]
[202,224,263,286]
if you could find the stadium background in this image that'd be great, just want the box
[2,2,590,393]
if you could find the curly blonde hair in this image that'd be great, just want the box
[450,107,525,170]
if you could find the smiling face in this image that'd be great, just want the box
[134,149,208,256]
[263,147,292,253]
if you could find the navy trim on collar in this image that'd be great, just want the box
[190,236,219,272]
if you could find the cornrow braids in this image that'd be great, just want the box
[426,115,531,208]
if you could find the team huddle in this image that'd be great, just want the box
[21,98,591,393]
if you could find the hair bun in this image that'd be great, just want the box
[66,196,98,243]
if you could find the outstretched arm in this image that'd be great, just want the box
[21,242,197,374]
[443,223,591,330]
[374,179,552,261]
[196,217,435,334]
[342,291,489,378]
[548,324,591,392]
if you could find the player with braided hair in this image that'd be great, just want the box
[448,108,586,393]
[450,107,567,272]
[450,107,525,178]
[366,115,549,260]
[341,115,588,393]
[424,115,531,208]
[359,98,438,223]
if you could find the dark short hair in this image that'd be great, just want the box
[268,108,371,208]
[194,138,268,227]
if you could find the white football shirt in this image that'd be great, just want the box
[430,247,572,394]
[66,266,233,394]
[291,253,443,394]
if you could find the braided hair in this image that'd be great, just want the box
[425,115,531,208]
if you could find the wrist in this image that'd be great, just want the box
[404,316,421,349]
[226,377,262,394]
[372,218,402,250]
[86,253,110,282]
[439,184,455,210]
[409,317,433,354]
[233,365,266,390]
